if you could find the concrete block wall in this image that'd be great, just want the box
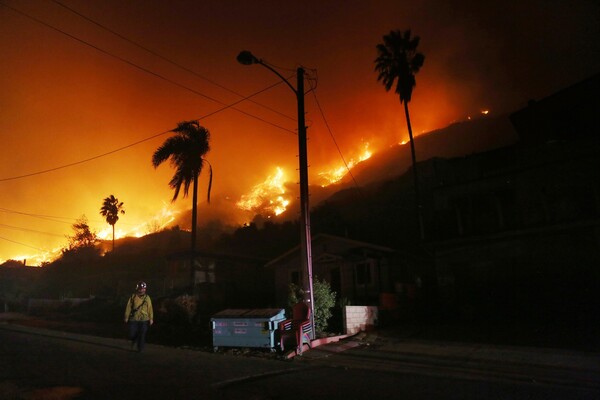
[343,305,378,335]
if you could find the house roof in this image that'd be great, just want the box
[509,73,599,144]
[265,233,395,268]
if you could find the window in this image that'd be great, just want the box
[355,262,372,285]
[195,261,215,284]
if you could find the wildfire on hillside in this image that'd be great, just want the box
[233,143,376,218]
[10,249,57,267]
[317,143,373,187]
[8,145,377,265]
[236,167,291,218]
[97,204,180,242]
[468,109,491,120]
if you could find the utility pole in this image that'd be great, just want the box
[296,67,316,340]
[237,51,316,340]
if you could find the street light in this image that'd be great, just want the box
[237,50,315,340]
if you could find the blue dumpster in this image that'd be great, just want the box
[211,308,286,351]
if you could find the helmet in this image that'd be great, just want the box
[136,281,147,291]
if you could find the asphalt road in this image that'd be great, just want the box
[1,323,597,400]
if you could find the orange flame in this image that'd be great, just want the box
[317,143,373,186]
[236,167,290,217]
[10,249,58,266]
[97,203,179,240]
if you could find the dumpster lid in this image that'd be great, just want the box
[212,308,285,318]
[244,308,285,317]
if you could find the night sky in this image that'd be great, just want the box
[1,0,598,263]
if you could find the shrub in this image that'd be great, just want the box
[174,294,197,322]
[287,278,336,334]
[158,294,198,324]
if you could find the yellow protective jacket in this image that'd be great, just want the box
[124,294,153,322]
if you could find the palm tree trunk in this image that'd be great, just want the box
[190,175,199,290]
[404,101,425,241]
[112,225,115,252]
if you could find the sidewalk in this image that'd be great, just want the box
[3,312,599,390]
[296,328,600,390]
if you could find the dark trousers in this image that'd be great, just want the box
[128,320,149,351]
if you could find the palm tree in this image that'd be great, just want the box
[375,29,426,240]
[152,120,212,289]
[100,195,125,252]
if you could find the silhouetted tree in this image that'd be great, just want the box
[100,194,125,252]
[152,120,212,289]
[375,29,425,239]
[62,216,101,261]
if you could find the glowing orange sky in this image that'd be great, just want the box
[1,0,598,264]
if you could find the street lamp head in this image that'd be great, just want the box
[237,50,260,65]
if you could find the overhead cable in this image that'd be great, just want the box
[0,235,45,251]
[0,1,296,133]
[0,223,64,238]
[308,81,365,198]
[49,0,296,122]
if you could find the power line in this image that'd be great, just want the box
[308,81,365,198]
[0,235,45,252]
[0,207,74,224]
[49,0,296,122]
[0,129,168,182]
[0,1,296,133]
[0,78,297,182]
[0,223,64,238]
[0,2,300,182]
[0,206,134,227]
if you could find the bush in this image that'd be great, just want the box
[158,294,198,324]
[288,278,336,334]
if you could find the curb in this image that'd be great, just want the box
[284,333,354,359]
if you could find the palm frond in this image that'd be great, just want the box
[374,29,425,104]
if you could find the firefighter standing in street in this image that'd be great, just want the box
[124,281,154,352]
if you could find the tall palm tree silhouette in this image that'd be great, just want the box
[152,120,212,289]
[100,195,125,252]
[375,29,425,240]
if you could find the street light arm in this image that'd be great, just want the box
[255,61,298,95]
[236,50,315,341]
[237,50,297,94]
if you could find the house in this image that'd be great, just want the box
[0,261,42,312]
[423,74,600,321]
[165,251,271,310]
[265,233,399,307]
